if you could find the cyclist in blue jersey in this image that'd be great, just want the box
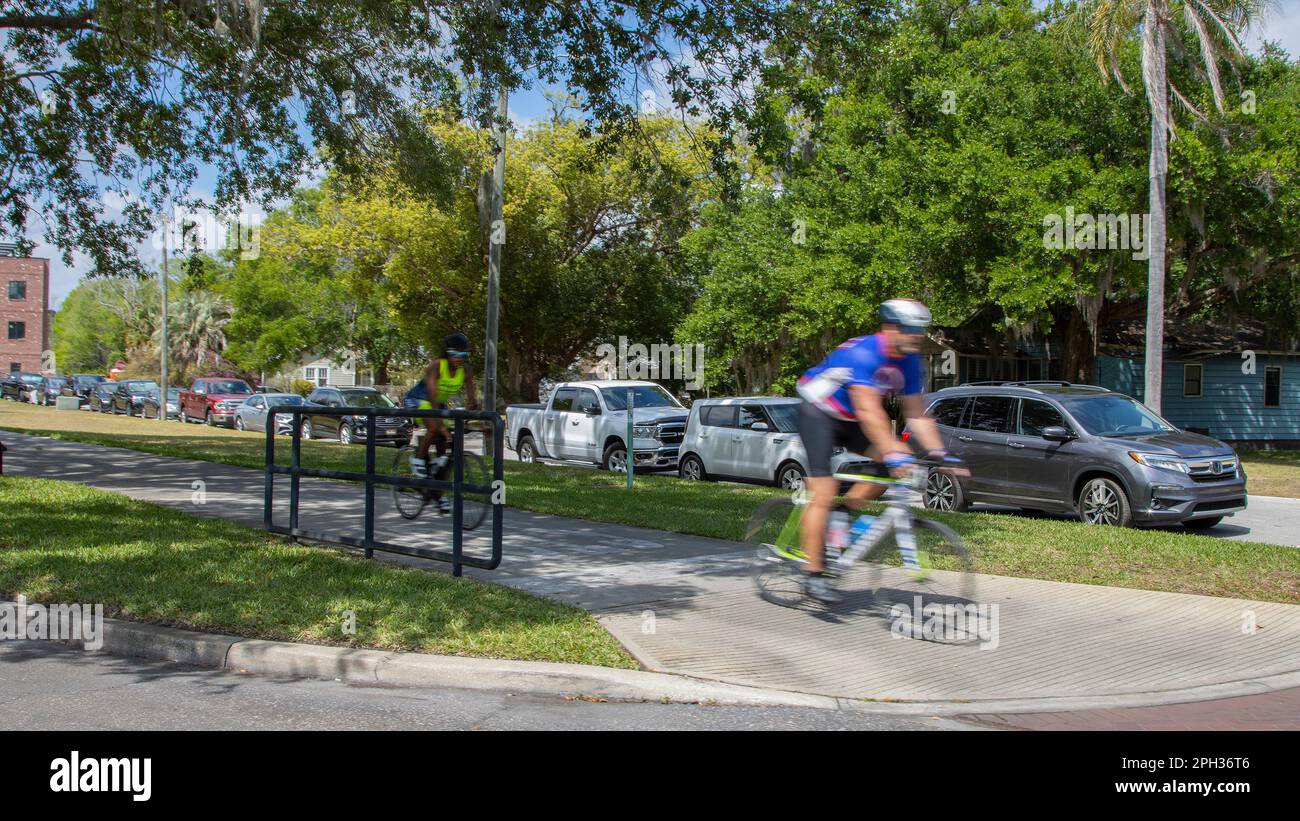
[795,299,952,603]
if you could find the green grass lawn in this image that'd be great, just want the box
[0,475,634,667]
[3,402,1300,604]
[1238,449,1300,499]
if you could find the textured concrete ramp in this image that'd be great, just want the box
[599,566,1300,702]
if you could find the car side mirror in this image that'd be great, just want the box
[583,404,600,415]
[751,422,769,432]
[1042,426,1073,442]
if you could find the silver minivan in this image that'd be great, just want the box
[678,397,855,490]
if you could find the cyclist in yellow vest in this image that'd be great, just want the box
[407,332,478,513]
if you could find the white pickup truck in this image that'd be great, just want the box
[505,380,689,472]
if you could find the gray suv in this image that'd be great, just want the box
[921,382,1247,529]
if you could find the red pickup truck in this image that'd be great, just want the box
[180,378,254,427]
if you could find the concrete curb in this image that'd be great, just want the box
[14,602,1300,716]
[39,607,835,708]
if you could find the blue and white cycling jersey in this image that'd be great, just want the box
[797,333,923,421]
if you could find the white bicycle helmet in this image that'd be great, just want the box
[879,299,932,333]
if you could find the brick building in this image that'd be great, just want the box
[0,243,51,374]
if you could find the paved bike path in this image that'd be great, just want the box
[5,429,1300,712]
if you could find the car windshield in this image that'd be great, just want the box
[20,374,42,384]
[128,382,159,394]
[75,375,104,385]
[599,385,683,411]
[340,391,395,408]
[764,403,800,433]
[206,380,251,394]
[1057,394,1176,437]
[46,378,67,388]
[167,389,181,399]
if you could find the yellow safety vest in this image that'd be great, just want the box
[436,358,465,401]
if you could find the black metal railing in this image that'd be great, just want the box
[262,405,504,576]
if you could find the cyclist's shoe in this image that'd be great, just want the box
[803,572,842,604]
[436,496,452,515]
[410,457,428,478]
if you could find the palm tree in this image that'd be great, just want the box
[162,290,233,380]
[1082,0,1267,412]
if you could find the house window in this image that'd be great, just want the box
[9,363,19,373]
[7,321,24,340]
[304,366,329,387]
[1183,364,1203,398]
[1265,367,1281,408]
[7,280,25,300]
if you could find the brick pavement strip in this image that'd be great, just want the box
[963,687,1300,730]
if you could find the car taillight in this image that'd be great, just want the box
[901,431,911,442]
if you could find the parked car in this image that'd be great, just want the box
[677,397,861,490]
[300,386,411,445]
[2,371,44,402]
[111,380,160,416]
[919,382,1247,529]
[235,392,308,434]
[505,380,688,472]
[142,387,183,420]
[36,375,69,405]
[63,374,108,407]
[88,382,118,412]
[180,378,254,426]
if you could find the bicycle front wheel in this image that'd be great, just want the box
[455,451,491,531]
[863,515,981,643]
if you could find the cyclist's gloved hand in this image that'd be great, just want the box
[924,449,964,467]
[884,451,914,470]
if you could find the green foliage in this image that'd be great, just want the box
[1,1,782,276]
[681,0,1298,391]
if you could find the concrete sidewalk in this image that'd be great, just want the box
[4,429,1299,712]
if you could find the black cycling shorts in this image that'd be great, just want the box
[797,399,875,477]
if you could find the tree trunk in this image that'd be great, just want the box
[1142,0,1169,412]
[1059,305,1098,384]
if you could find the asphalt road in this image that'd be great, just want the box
[0,642,978,731]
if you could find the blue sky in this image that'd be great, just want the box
[32,0,1300,309]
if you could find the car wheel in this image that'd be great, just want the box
[776,462,805,491]
[205,411,215,426]
[516,435,537,463]
[339,424,353,445]
[602,441,628,473]
[1077,477,1132,527]
[1183,516,1224,531]
[301,420,313,441]
[679,454,707,481]
[924,468,970,512]
[235,415,244,431]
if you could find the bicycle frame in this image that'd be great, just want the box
[831,466,927,573]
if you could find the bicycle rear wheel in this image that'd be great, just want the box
[391,444,428,520]
[744,496,810,608]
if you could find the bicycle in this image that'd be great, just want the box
[390,425,490,529]
[746,456,981,641]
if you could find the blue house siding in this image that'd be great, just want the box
[1097,353,1300,443]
